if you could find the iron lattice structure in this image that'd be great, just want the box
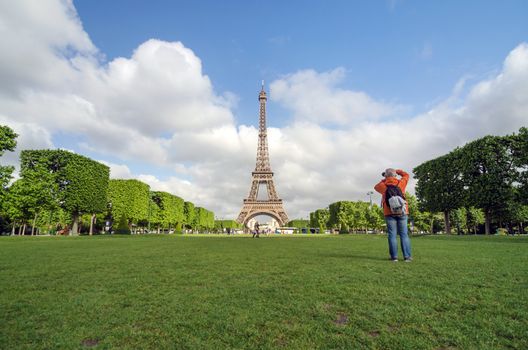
[237,86,289,227]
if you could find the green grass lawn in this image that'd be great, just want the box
[1,234,527,349]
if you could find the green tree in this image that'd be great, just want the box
[184,201,195,231]
[310,208,330,233]
[365,204,384,233]
[0,125,17,155]
[192,207,215,232]
[511,205,528,234]
[115,214,131,234]
[348,201,369,233]
[512,127,528,204]
[36,206,69,235]
[287,219,309,233]
[450,207,468,234]
[2,180,25,235]
[214,219,241,233]
[466,207,485,234]
[151,191,184,233]
[406,193,428,234]
[108,179,150,233]
[0,125,18,208]
[205,210,215,231]
[4,176,58,235]
[413,150,466,234]
[497,202,528,235]
[20,150,109,235]
[148,195,161,233]
[328,201,352,233]
[460,135,517,234]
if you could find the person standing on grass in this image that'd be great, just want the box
[374,168,412,262]
[253,222,260,238]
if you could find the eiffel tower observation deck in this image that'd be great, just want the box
[237,84,289,227]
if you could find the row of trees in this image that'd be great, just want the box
[414,127,528,234]
[295,201,382,234]
[307,200,395,234]
[307,195,486,235]
[0,125,215,235]
[106,179,215,234]
[214,219,243,233]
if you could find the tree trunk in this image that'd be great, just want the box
[31,213,38,236]
[444,211,451,234]
[89,214,96,236]
[71,213,79,235]
[21,223,26,236]
[430,217,434,234]
[11,223,16,236]
[484,210,491,235]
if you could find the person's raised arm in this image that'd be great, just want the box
[374,178,386,194]
[396,169,409,188]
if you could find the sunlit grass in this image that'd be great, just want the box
[1,234,527,349]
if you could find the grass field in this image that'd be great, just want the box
[1,234,527,349]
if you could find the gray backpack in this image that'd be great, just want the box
[385,184,406,216]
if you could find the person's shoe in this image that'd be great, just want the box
[404,257,412,262]
[390,258,398,262]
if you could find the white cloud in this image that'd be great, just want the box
[98,161,133,179]
[270,68,399,125]
[90,39,235,135]
[463,43,528,135]
[0,116,54,173]
[0,0,95,96]
[0,1,527,222]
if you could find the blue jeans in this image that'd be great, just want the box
[385,215,412,259]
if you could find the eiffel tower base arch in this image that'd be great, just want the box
[237,200,289,228]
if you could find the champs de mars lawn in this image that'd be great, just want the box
[1,234,527,349]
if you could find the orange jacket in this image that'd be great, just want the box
[374,169,409,216]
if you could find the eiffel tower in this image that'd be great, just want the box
[237,84,289,227]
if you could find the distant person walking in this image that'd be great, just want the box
[253,222,260,238]
[374,168,412,262]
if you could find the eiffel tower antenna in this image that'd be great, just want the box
[237,84,289,227]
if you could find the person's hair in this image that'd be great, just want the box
[384,168,397,177]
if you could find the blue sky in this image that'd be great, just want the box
[74,0,527,125]
[0,1,527,220]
